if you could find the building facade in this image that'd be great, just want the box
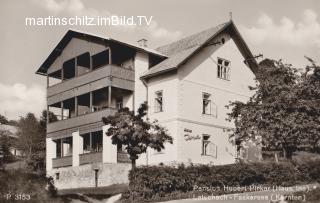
[36,20,257,189]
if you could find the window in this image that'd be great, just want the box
[202,135,217,157]
[217,58,230,80]
[116,98,123,110]
[154,91,163,112]
[82,131,103,153]
[202,135,210,155]
[202,93,218,117]
[202,93,211,115]
[55,173,60,180]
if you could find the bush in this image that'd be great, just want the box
[123,160,320,202]
[0,169,65,203]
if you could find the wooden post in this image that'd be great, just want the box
[90,92,93,112]
[61,101,64,120]
[108,86,112,108]
[61,68,64,81]
[89,132,92,152]
[75,97,78,116]
[108,48,112,65]
[61,138,64,157]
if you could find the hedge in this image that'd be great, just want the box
[122,160,320,202]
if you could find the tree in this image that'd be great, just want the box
[295,57,320,152]
[0,130,14,166]
[227,58,320,159]
[16,113,42,171]
[102,103,173,168]
[15,111,57,173]
[0,114,9,125]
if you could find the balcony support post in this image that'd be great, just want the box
[61,137,64,157]
[90,92,93,112]
[61,101,64,120]
[75,97,78,116]
[46,138,56,172]
[108,48,112,64]
[72,131,81,166]
[108,86,112,108]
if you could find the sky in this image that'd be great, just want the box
[0,0,319,120]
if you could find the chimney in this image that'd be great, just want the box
[137,38,148,47]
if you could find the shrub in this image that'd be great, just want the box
[123,160,320,203]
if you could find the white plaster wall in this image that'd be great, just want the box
[178,32,256,97]
[176,120,236,165]
[123,94,133,109]
[171,32,256,164]
[138,73,179,165]
[133,52,149,111]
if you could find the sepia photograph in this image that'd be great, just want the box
[0,0,320,202]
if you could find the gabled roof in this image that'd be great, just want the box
[141,20,258,79]
[36,29,167,75]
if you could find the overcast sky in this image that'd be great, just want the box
[0,0,319,120]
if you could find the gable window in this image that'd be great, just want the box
[154,91,163,113]
[202,93,212,115]
[217,58,230,80]
[202,135,211,155]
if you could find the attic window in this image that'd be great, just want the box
[92,50,109,70]
[217,58,230,80]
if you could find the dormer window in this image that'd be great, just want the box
[217,58,230,80]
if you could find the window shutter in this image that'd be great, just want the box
[207,143,217,158]
[211,102,218,118]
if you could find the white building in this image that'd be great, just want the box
[36,20,257,190]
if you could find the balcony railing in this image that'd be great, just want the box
[117,151,131,163]
[47,64,134,98]
[79,152,102,165]
[47,107,117,134]
[52,156,72,168]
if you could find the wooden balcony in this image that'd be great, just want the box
[47,107,117,134]
[52,156,72,168]
[117,151,131,163]
[79,152,102,165]
[47,64,134,102]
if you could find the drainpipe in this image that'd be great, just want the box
[141,77,149,165]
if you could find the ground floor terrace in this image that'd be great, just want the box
[46,125,132,189]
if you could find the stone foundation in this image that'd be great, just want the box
[48,162,131,190]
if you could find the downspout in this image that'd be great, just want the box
[141,77,149,165]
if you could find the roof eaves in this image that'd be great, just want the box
[140,66,177,80]
[175,21,232,68]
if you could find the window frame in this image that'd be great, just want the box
[201,134,211,156]
[202,92,212,115]
[154,90,163,113]
[217,57,231,81]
